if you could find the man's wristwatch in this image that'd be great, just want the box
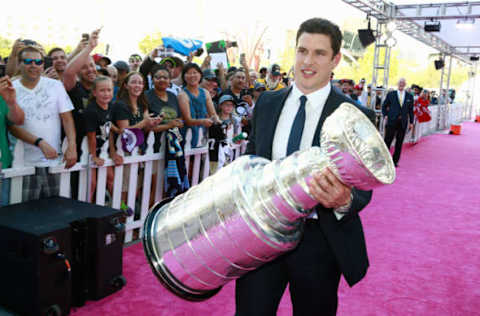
[335,192,354,214]
[34,137,43,147]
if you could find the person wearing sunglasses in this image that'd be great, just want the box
[8,46,77,202]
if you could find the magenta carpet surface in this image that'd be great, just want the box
[72,122,480,316]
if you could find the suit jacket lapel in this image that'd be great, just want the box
[264,87,292,159]
[311,87,341,147]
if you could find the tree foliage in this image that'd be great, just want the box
[220,22,269,71]
[0,36,13,59]
[138,32,164,55]
[0,35,76,59]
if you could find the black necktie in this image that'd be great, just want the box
[286,95,307,156]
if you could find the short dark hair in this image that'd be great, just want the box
[17,46,44,63]
[181,63,203,85]
[151,65,171,78]
[48,47,65,57]
[171,56,184,69]
[232,69,245,78]
[97,68,110,76]
[129,53,142,60]
[296,18,343,57]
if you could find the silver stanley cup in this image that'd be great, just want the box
[143,102,396,301]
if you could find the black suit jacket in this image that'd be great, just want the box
[245,86,374,286]
[382,90,414,129]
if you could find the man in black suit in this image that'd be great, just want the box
[235,18,375,316]
[382,78,414,167]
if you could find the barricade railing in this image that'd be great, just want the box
[375,102,469,145]
[4,101,467,241]
[1,127,247,243]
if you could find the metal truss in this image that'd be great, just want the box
[453,46,480,56]
[341,0,479,129]
[393,2,480,20]
[340,0,480,62]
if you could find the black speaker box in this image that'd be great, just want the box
[434,59,445,70]
[0,209,73,316]
[358,29,376,48]
[0,197,126,315]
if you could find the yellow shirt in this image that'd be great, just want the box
[256,78,285,91]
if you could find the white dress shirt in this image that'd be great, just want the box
[272,82,330,160]
[272,82,347,220]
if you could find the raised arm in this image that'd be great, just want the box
[139,48,160,79]
[200,55,212,71]
[67,36,89,62]
[217,63,227,91]
[6,39,26,77]
[0,76,24,125]
[63,28,100,91]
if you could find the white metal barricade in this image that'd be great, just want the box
[1,128,248,243]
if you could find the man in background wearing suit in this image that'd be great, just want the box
[235,18,375,316]
[382,78,414,167]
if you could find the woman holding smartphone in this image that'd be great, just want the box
[145,66,187,201]
[111,71,159,206]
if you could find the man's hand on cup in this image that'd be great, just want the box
[308,168,352,209]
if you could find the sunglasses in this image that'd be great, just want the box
[22,58,44,65]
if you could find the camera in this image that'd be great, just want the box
[82,33,90,41]
[194,48,204,57]
[241,88,253,97]
[226,41,238,49]
[0,65,6,77]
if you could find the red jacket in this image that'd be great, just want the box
[414,96,431,122]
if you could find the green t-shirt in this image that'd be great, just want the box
[0,96,12,168]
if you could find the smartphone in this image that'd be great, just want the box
[44,56,53,69]
[21,39,37,46]
[0,65,5,77]
[194,48,204,57]
[82,33,90,41]
[240,88,253,97]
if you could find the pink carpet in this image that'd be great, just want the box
[72,122,480,316]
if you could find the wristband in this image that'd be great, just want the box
[34,138,43,147]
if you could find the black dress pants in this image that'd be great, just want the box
[235,220,341,316]
[384,118,407,165]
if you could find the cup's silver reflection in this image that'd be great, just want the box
[143,102,396,301]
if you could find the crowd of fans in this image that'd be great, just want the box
[0,28,455,207]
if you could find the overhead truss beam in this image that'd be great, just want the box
[340,0,475,63]
[393,1,480,20]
